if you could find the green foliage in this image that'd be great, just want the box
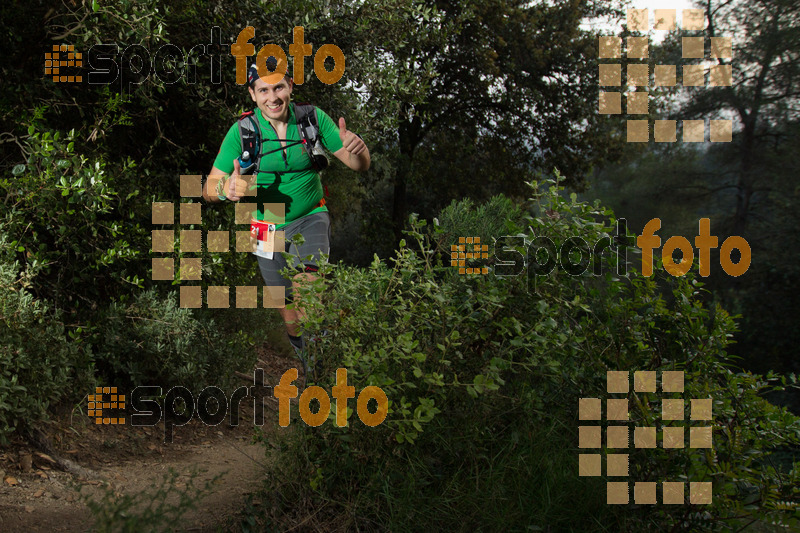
[589,0,800,385]
[81,467,218,533]
[246,0,628,237]
[1,122,145,313]
[0,2,795,528]
[260,178,799,531]
[435,194,525,244]
[0,239,89,444]
[94,288,255,391]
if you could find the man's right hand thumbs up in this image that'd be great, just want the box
[226,158,250,201]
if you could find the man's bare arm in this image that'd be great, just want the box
[203,165,228,203]
[203,160,250,202]
[333,117,370,172]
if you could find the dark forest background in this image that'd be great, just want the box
[1,0,798,530]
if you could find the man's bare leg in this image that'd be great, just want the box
[280,272,321,381]
[278,307,300,336]
[279,272,318,336]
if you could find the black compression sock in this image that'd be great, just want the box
[288,333,304,351]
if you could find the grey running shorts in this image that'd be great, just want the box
[255,211,330,302]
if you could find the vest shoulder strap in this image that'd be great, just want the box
[293,103,329,172]
[238,111,260,147]
[237,111,261,173]
[293,103,319,143]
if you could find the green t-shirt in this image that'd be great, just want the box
[213,104,343,229]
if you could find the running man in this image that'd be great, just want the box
[203,60,370,375]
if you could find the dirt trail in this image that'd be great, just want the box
[0,346,302,533]
[0,423,268,532]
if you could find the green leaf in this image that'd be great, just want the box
[11,164,25,176]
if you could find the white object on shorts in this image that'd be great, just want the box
[253,223,276,260]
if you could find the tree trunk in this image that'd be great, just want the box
[391,109,421,242]
[732,115,755,236]
[392,153,410,242]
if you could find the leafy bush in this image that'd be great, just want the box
[0,117,272,440]
[93,288,262,392]
[1,123,146,315]
[81,467,218,533]
[259,177,799,531]
[0,238,88,444]
[434,193,526,248]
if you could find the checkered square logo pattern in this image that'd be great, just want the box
[578,370,713,505]
[45,44,83,83]
[599,9,733,143]
[451,237,489,275]
[151,175,290,308]
[88,386,126,425]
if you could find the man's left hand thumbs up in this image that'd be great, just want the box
[339,117,366,155]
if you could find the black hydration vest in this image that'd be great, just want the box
[236,103,329,175]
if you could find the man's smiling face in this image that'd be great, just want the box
[248,75,293,122]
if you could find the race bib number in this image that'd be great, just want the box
[251,221,276,259]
